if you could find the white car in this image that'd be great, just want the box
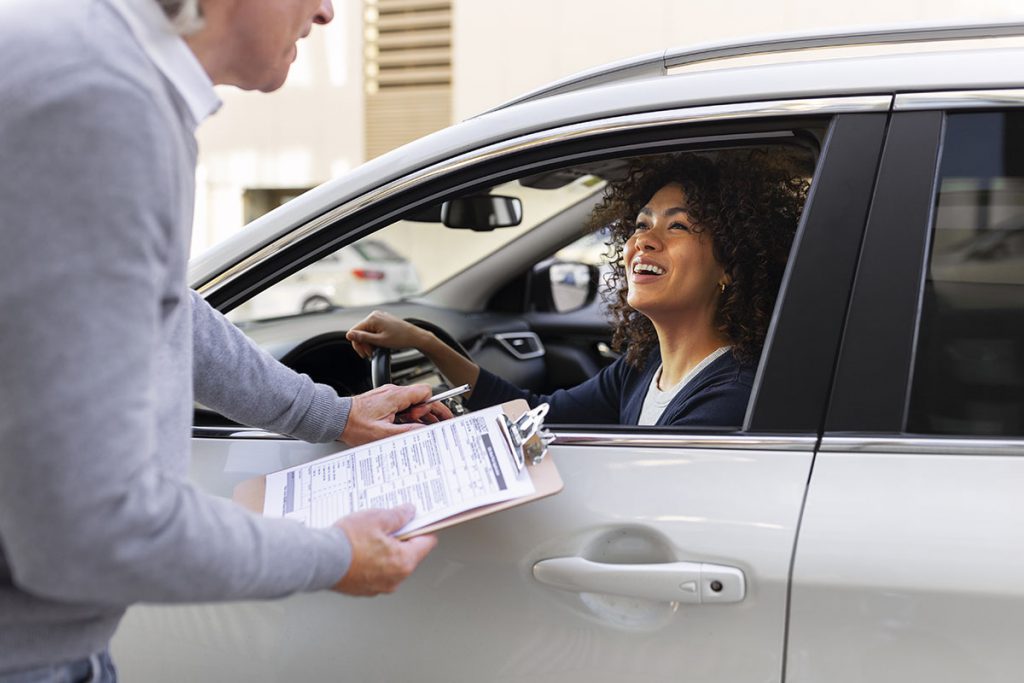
[115,20,1024,683]
[228,240,420,320]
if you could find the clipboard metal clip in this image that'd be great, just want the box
[501,403,555,470]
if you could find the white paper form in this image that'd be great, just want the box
[262,404,535,535]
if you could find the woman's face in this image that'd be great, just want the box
[623,183,727,323]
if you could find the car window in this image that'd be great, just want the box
[907,111,1024,436]
[552,227,613,266]
[227,176,604,323]
[352,241,405,262]
[223,142,817,429]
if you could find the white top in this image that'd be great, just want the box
[106,0,221,127]
[637,346,732,426]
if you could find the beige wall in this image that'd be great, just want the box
[191,0,364,255]
[191,0,1023,256]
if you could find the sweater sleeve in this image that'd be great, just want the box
[0,69,349,606]
[191,291,351,443]
[468,357,629,424]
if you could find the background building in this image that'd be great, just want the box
[190,0,1023,256]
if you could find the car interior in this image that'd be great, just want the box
[197,132,822,431]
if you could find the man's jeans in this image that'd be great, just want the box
[0,651,116,683]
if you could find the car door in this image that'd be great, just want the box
[111,101,888,682]
[787,98,1024,681]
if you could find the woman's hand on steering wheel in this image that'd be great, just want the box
[348,310,480,392]
[348,311,432,387]
[347,311,431,360]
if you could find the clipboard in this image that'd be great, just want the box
[233,399,562,539]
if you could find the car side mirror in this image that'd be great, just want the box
[533,261,600,313]
[441,195,523,231]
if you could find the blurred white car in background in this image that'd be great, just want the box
[229,240,420,320]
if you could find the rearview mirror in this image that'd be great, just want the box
[441,195,523,231]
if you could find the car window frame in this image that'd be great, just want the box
[826,92,1024,440]
[823,109,945,434]
[198,98,893,438]
[198,98,886,308]
[746,112,889,434]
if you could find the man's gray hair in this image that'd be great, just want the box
[156,0,204,36]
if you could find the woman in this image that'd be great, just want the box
[348,150,808,428]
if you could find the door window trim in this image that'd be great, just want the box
[195,95,889,301]
[193,424,817,451]
[552,431,816,451]
[895,89,1024,111]
[745,113,889,433]
[821,435,1024,456]
[824,110,945,433]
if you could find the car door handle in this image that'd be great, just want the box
[532,557,745,604]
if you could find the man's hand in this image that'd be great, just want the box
[341,384,452,446]
[333,504,437,596]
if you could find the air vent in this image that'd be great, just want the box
[494,332,546,361]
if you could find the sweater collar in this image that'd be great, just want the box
[625,348,736,426]
[105,0,221,129]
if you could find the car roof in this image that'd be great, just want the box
[488,18,1024,112]
[191,19,1024,290]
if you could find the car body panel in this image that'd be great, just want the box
[786,97,1024,680]
[787,443,1024,683]
[114,439,813,682]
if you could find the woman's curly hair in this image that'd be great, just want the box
[592,148,810,368]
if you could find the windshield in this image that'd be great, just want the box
[228,176,604,323]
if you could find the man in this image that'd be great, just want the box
[0,0,442,679]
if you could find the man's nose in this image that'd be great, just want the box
[315,0,335,25]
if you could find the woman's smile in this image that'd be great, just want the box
[629,256,667,283]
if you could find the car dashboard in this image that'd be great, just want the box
[226,300,547,402]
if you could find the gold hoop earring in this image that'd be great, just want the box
[719,282,727,293]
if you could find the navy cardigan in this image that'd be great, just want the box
[466,349,754,428]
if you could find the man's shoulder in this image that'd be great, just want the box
[0,0,160,106]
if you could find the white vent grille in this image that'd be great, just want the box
[364,0,452,158]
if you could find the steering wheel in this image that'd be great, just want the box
[370,318,472,388]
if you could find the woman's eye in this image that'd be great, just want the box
[669,222,691,232]
[633,221,649,233]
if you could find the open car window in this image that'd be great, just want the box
[217,135,821,432]
[227,176,605,324]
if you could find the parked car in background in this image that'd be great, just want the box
[228,239,420,320]
[114,19,1024,683]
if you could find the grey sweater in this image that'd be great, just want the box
[0,0,353,671]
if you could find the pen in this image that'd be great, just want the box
[395,384,471,423]
[420,383,471,405]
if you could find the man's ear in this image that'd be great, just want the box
[160,0,206,36]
